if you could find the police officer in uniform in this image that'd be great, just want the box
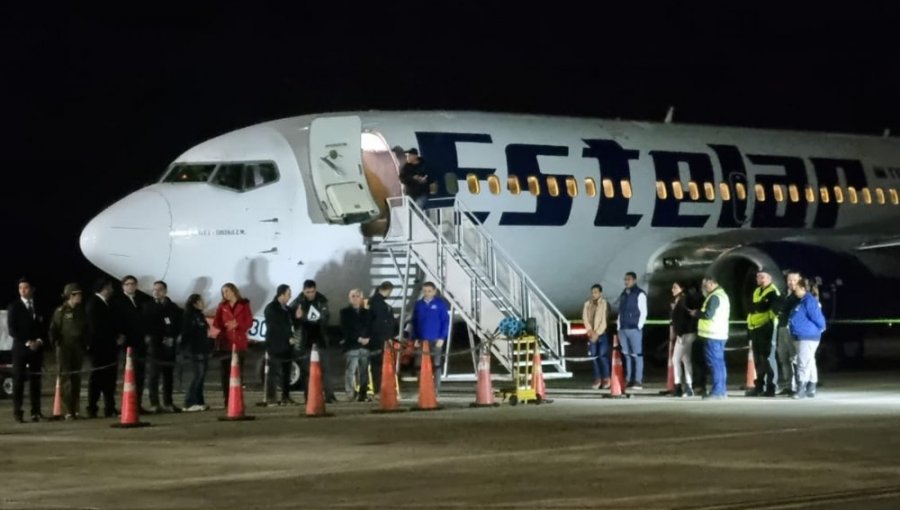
[49,283,88,419]
[746,270,780,397]
[695,275,730,400]
[142,280,182,413]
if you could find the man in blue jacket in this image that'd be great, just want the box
[411,282,449,396]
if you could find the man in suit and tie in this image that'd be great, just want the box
[86,277,121,418]
[112,275,150,413]
[7,277,46,422]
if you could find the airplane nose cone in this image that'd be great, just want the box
[80,190,172,280]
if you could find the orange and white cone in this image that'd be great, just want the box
[606,335,629,399]
[111,347,151,428]
[219,345,255,421]
[305,345,331,417]
[411,342,441,411]
[50,374,64,420]
[373,341,406,413]
[745,340,757,391]
[531,348,551,403]
[471,345,499,407]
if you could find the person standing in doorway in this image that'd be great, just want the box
[399,148,431,209]
[617,272,647,389]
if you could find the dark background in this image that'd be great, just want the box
[3,3,899,315]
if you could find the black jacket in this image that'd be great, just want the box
[340,305,372,352]
[670,292,699,336]
[368,291,396,348]
[7,298,46,355]
[264,299,294,354]
[399,160,430,198]
[142,297,183,354]
[289,292,330,349]
[86,294,118,361]
[112,291,150,351]
[181,308,211,356]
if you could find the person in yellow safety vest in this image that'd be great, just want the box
[693,275,730,400]
[745,270,781,397]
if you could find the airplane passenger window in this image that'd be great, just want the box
[875,187,885,205]
[891,188,899,205]
[820,186,831,203]
[688,181,700,200]
[507,176,521,195]
[487,175,501,195]
[620,180,633,199]
[861,187,872,205]
[754,184,766,202]
[656,181,668,200]
[805,186,816,203]
[833,186,844,204]
[704,182,715,200]
[584,178,597,197]
[602,178,615,198]
[565,177,578,198]
[788,184,800,203]
[671,181,684,200]
[444,173,458,195]
[772,184,784,203]
[846,186,858,204]
[466,174,480,194]
[527,176,541,196]
[718,182,731,201]
[546,176,560,197]
[163,163,217,183]
[735,182,747,200]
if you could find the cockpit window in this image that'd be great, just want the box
[162,161,280,192]
[163,164,217,183]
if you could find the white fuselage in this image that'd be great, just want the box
[80,111,900,338]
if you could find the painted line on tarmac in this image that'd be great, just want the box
[675,485,900,510]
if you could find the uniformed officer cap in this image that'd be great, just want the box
[63,282,82,298]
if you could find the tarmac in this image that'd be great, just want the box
[1,344,899,509]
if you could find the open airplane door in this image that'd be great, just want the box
[308,115,380,224]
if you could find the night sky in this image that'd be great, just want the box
[4,4,900,314]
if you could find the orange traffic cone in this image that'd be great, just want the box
[411,341,441,411]
[50,374,64,420]
[471,345,499,407]
[745,340,757,391]
[373,341,406,413]
[305,345,331,417]
[606,335,629,399]
[111,347,151,428]
[219,346,255,421]
[531,348,551,403]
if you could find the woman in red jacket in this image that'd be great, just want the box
[213,283,252,406]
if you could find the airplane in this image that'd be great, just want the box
[79,110,900,369]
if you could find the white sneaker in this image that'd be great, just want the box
[184,405,204,412]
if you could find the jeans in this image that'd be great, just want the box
[704,339,727,396]
[618,328,644,384]
[672,333,695,386]
[794,340,819,387]
[344,349,370,398]
[421,341,444,396]
[185,354,208,408]
[589,334,611,381]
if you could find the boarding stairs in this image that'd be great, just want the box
[367,195,572,382]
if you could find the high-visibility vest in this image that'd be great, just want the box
[747,284,780,330]
[698,287,730,340]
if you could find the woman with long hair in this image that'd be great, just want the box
[670,282,697,397]
[788,278,826,399]
[212,283,252,407]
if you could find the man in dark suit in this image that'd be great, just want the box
[112,275,150,413]
[142,280,183,413]
[368,281,396,395]
[86,277,121,418]
[7,277,46,422]
[264,284,295,405]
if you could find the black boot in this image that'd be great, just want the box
[806,382,816,398]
